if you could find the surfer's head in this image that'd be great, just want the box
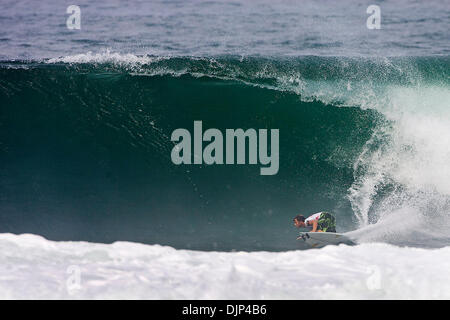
[293,215,306,228]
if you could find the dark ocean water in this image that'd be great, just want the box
[0,1,449,251]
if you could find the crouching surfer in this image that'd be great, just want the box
[293,212,336,233]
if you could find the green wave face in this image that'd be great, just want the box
[0,56,449,250]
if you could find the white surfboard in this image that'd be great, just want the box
[297,232,356,248]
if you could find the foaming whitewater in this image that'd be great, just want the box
[347,85,450,247]
[2,233,450,299]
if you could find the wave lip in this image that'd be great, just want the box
[46,50,164,65]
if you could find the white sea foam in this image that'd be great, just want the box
[0,233,449,299]
[46,49,161,65]
[346,85,450,243]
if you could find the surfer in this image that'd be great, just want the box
[293,212,336,232]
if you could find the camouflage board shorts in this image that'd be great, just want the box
[317,211,336,233]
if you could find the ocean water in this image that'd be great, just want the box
[0,0,449,298]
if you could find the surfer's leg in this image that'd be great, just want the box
[318,212,336,232]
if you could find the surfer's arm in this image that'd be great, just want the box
[311,220,318,232]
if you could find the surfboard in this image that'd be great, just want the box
[297,232,356,248]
